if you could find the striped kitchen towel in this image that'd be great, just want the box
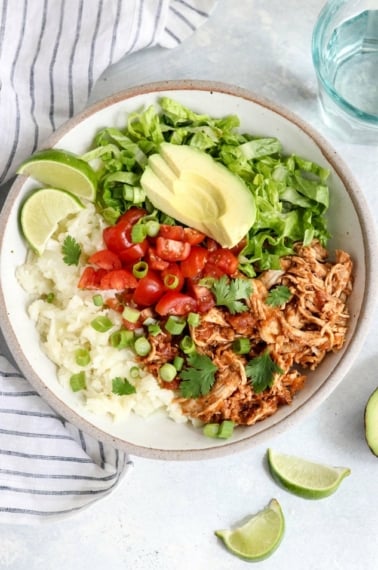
[0,0,218,185]
[0,355,132,524]
[0,0,217,524]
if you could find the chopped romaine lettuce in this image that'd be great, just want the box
[80,97,330,273]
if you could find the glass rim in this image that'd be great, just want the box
[312,1,378,126]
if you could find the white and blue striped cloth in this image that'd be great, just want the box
[0,0,217,523]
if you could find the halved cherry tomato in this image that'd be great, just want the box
[155,291,198,316]
[187,282,215,313]
[202,262,226,279]
[159,224,185,241]
[103,207,146,253]
[132,270,165,307]
[161,263,185,291]
[88,249,122,271]
[78,267,107,289]
[146,247,170,271]
[183,228,206,245]
[100,269,138,290]
[118,240,148,264]
[180,246,209,278]
[156,237,191,262]
[207,248,239,275]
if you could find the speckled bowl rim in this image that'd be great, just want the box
[1,79,377,460]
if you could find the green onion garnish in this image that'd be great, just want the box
[132,261,148,279]
[131,222,147,243]
[110,329,134,349]
[91,316,113,332]
[187,312,200,327]
[75,348,90,366]
[122,306,140,324]
[173,355,184,371]
[163,274,179,289]
[232,338,251,354]
[70,371,86,392]
[92,294,104,307]
[134,336,151,356]
[180,335,195,354]
[165,316,186,335]
[159,363,177,383]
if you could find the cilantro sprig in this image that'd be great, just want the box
[245,350,283,393]
[62,235,81,266]
[179,351,218,398]
[265,285,292,307]
[112,377,136,396]
[210,276,252,314]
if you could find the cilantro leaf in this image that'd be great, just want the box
[211,276,252,314]
[62,235,81,266]
[245,350,283,393]
[112,377,136,396]
[179,351,218,398]
[266,285,292,307]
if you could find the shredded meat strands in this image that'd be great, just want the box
[141,241,353,427]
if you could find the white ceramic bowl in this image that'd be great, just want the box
[1,80,377,460]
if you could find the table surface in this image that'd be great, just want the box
[1,1,378,568]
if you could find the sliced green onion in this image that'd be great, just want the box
[134,336,151,356]
[122,306,140,323]
[91,316,113,332]
[180,335,195,354]
[148,323,162,336]
[163,273,179,289]
[75,348,91,366]
[110,329,134,349]
[232,338,251,354]
[217,420,235,439]
[132,261,148,279]
[131,222,147,243]
[92,294,104,307]
[187,312,200,327]
[203,423,220,438]
[165,316,186,335]
[70,371,86,392]
[145,220,160,237]
[173,355,184,371]
[43,292,55,303]
[159,363,177,383]
[129,366,141,379]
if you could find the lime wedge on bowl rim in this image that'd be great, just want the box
[215,498,284,561]
[20,188,83,255]
[17,148,97,201]
[267,448,351,499]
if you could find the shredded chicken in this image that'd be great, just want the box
[141,241,353,427]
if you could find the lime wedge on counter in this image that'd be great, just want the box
[20,188,83,255]
[365,387,378,456]
[267,448,351,499]
[17,148,97,201]
[214,499,284,561]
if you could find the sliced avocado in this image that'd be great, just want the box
[365,387,378,456]
[140,143,256,248]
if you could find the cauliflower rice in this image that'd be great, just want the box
[16,204,186,423]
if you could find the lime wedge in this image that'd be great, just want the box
[20,188,83,255]
[267,448,351,499]
[365,387,378,456]
[214,499,284,561]
[17,148,97,201]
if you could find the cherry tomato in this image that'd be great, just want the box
[88,249,122,271]
[187,283,215,313]
[183,228,206,245]
[202,262,226,279]
[118,240,148,264]
[155,291,198,316]
[100,269,138,290]
[78,267,107,289]
[159,224,185,241]
[156,237,191,262]
[180,246,209,278]
[207,248,239,275]
[103,207,146,253]
[161,263,185,291]
[146,247,170,271]
[132,270,165,306]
